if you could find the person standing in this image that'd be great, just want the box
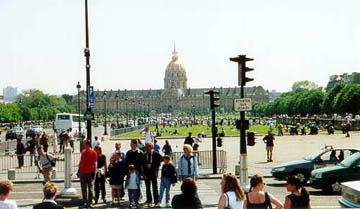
[171,178,202,209]
[244,174,283,209]
[284,176,310,209]
[184,132,194,147]
[67,128,74,153]
[78,140,98,208]
[92,136,100,149]
[263,131,275,162]
[157,155,177,208]
[94,146,107,205]
[108,152,127,206]
[51,129,58,153]
[178,145,199,181]
[58,130,65,153]
[126,139,144,202]
[141,143,163,207]
[126,164,141,208]
[277,124,283,136]
[33,182,64,209]
[140,127,155,144]
[269,121,274,133]
[26,136,38,167]
[345,119,350,137]
[153,139,160,152]
[110,143,127,201]
[218,172,245,209]
[15,139,26,168]
[40,132,49,153]
[0,180,18,209]
[162,140,173,157]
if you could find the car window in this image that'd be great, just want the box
[319,150,338,161]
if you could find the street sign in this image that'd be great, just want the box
[234,98,252,111]
[88,86,94,109]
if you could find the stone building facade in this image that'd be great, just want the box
[326,72,360,91]
[75,46,270,114]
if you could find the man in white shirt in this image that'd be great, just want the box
[140,127,154,144]
[68,128,75,153]
[92,136,100,149]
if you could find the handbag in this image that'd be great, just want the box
[46,154,56,167]
[224,193,233,209]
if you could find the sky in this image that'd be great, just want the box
[1,0,360,95]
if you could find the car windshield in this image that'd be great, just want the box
[304,150,325,161]
[340,153,360,167]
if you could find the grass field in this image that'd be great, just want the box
[116,124,339,138]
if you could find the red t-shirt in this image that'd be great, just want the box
[79,149,98,174]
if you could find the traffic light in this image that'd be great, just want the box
[217,137,223,147]
[230,55,254,86]
[235,119,250,130]
[205,90,220,110]
[247,131,256,146]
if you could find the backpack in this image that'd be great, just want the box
[46,154,56,167]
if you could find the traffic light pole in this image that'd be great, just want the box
[84,0,92,142]
[211,103,217,174]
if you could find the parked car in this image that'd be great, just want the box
[5,127,24,141]
[271,145,360,184]
[25,126,43,138]
[310,152,360,192]
[338,181,360,208]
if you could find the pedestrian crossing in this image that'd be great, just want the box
[11,179,220,208]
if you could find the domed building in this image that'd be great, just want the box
[77,45,270,115]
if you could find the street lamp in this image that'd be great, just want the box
[18,99,23,127]
[103,90,108,135]
[192,104,196,124]
[132,100,136,125]
[115,91,120,127]
[76,82,82,136]
[125,98,129,127]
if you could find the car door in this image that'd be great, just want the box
[314,150,339,169]
[347,159,360,182]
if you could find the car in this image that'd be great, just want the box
[5,127,24,141]
[338,181,360,208]
[310,152,360,192]
[25,126,43,138]
[271,145,360,184]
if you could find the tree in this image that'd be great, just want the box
[61,94,73,105]
[322,83,346,114]
[292,80,319,91]
[332,84,360,114]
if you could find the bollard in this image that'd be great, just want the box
[8,169,16,180]
[235,165,241,176]
[60,147,77,195]
[52,168,57,179]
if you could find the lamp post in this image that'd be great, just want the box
[132,100,136,125]
[115,92,119,127]
[76,82,82,136]
[84,0,93,142]
[38,102,41,125]
[192,104,196,124]
[103,90,108,135]
[125,98,129,127]
[18,99,23,127]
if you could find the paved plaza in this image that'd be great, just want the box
[1,128,358,208]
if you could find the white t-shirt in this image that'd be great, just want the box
[142,131,154,144]
[0,199,18,209]
[92,140,100,149]
[225,191,244,209]
[52,133,57,145]
[127,172,138,190]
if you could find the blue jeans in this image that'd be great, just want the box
[128,189,139,206]
[158,177,171,204]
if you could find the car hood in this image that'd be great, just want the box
[311,165,345,175]
[273,159,311,168]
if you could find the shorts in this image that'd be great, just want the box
[266,146,273,152]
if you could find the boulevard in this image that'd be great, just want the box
[3,129,357,208]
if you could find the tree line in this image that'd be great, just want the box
[0,89,76,123]
[252,83,360,117]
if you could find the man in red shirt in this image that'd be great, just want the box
[78,140,97,208]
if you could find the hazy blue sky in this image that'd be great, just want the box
[1,0,359,95]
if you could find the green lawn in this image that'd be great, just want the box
[116,124,342,138]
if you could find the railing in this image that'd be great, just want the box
[171,150,227,173]
[0,153,81,174]
[110,124,155,137]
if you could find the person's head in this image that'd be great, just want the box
[165,140,170,145]
[163,155,171,164]
[183,144,192,155]
[145,127,149,132]
[154,139,158,144]
[43,182,57,200]
[188,132,192,136]
[250,174,265,191]
[37,146,44,155]
[61,129,65,133]
[221,172,245,201]
[267,131,272,135]
[83,140,91,150]
[54,128,57,133]
[286,175,310,201]
[95,136,98,141]
[0,180,13,199]
[17,138,21,143]
[68,128,72,132]
[130,139,138,150]
[181,178,197,197]
[115,142,121,150]
[145,143,153,153]
[197,133,201,137]
[94,146,102,155]
[128,164,135,174]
